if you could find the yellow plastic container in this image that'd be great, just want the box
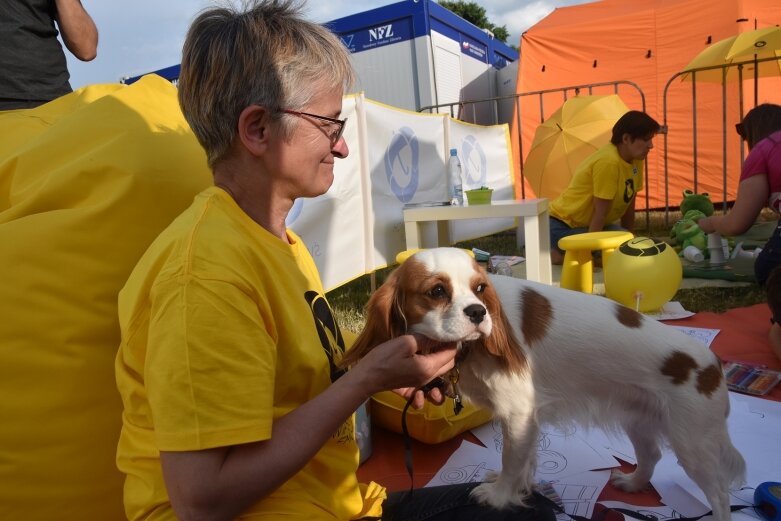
[370,391,492,444]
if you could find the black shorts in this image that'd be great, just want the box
[755,220,781,287]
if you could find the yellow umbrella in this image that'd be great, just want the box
[681,26,781,82]
[523,94,629,201]
[726,26,781,60]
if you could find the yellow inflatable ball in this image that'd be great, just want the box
[604,237,682,312]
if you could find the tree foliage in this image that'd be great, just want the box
[438,1,511,43]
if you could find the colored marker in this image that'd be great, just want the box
[725,364,747,381]
[723,363,739,378]
[736,369,759,389]
[749,374,773,394]
[730,366,753,386]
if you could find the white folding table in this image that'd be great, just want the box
[402,199,552,284]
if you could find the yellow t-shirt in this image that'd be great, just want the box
[115,187,384,520]
[549,143,644,228]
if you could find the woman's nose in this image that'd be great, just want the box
[333,136,349,158]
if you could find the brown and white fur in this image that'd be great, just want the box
[339,247,745,521]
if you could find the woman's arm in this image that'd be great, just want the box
[698,174,768,236]
[161,336,457,521]
[53,0,97,61]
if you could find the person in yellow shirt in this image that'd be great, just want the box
[114,1,555,520]
[548,110,660,264]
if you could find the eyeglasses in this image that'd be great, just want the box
[280,109,347,147]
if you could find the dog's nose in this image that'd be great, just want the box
[464,304,487,324]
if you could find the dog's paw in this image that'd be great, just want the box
[483,470,499,483]
[470,482,526,510]
[610,468,650,493]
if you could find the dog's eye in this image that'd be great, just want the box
[428,285,447,299]
[476,283,487,294]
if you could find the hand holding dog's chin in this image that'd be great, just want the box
[393,386,446,410]
[352,334,457,399]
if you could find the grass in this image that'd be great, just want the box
[327,210,773,334]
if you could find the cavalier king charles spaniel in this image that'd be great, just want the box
[339,247,745,521]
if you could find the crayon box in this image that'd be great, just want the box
[722,361,781,396]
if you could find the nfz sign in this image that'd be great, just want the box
[369,24,394,41]
[339,19,413,53]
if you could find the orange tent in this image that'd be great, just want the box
[512,0,781,210]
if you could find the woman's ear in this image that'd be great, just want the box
[237,105,272,156]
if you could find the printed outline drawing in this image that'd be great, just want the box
[436,461,496,485]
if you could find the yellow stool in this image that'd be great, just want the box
[395,248,474,265]
[558,231,633,293]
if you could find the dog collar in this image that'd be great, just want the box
[456,340,471,363]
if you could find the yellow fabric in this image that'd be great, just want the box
[0,75,212,519]
[355,482,386,519]
[371,391,492,445]
[116,187,381,520]
[549,143,644,228]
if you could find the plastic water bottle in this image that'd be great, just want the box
[448,148,464,206]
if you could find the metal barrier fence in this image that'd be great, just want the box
[662,54,781,225]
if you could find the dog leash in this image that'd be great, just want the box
[399,366,465,493]
[400,392,418,493]
[398,340,475,494]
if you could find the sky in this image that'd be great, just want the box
[65,0,595,90]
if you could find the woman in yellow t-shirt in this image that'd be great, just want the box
[548,111,660,265]
[114,2,555,521]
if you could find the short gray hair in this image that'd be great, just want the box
[178,0,355,168]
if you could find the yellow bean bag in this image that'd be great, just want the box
[0,75,212,520]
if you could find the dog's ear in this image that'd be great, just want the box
[478,281,527,373]
[337,269,407,369]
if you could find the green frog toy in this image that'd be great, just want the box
[680,189,714,218]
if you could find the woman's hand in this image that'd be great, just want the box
[352,334,457,402]
[698,175,768,236]
[697,215,718,234]
[393,379,448,410]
